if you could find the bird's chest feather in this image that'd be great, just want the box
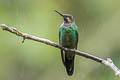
[61,27,76,47]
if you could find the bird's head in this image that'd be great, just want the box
[55,10,74,23]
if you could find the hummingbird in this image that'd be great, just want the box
[55,10,78,76]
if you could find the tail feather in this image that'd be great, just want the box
[65,52,75,76]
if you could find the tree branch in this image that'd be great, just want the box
[0,24,120,77]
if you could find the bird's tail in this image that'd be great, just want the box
[65,52,75,76]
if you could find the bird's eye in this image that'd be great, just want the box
[67,17,72,23]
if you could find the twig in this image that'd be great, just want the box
[0,24,120,77]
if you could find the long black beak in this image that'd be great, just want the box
[55,10,64,18]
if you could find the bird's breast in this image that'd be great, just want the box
[61,28,76,48]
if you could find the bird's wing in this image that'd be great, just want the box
[75,27,78,49]
[59,27,66,66]
[61,50,66,66]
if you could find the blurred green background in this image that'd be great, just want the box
[0,0,120,80]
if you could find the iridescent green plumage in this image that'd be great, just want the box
[55,10,78,76]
